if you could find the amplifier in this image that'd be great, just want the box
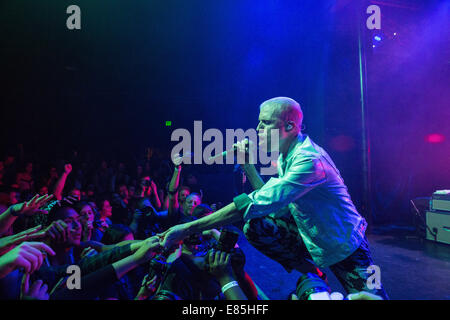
[431,190,450,212]
[426,210,450,245]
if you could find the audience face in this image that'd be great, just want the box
[128,185,136,198]
[119,185,129,200]
[70,189,81,201]
[79,204,95,225]
[100,200,112,219]
[49,167,58,178]
[183,194,201,216]
[60,208,83,247]
[9,191,19,205]
[122,233,134,241]
[39,185,49,195]
[179,188,190,204]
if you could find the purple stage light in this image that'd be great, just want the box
[425,133,445,144]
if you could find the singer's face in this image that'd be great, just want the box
[257,105,283,152]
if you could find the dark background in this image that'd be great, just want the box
[1,0,449,226]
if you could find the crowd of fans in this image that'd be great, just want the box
[0,147,383,300]
[0,147,258,300]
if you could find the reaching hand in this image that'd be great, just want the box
[41,220,69,243]
[0,242,55,278]
[20,274,49,300]
[136,274,159,300]
[11,194,54,217]
[57,195,79,207]
[208,250,234,280]
[157,224,190,249]
[0,225,46,255]
[132,236,161,264]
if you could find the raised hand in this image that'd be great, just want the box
[20,274,49,300]
[11,194,54,217]
[64,164,72,175]
[0,242,55,278]
[172,153,183,167]
[0,225,46,255]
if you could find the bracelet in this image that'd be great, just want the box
[221,281,239,294]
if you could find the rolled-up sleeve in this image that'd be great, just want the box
[238,156,326,221]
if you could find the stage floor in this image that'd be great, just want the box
[238,226,450,300]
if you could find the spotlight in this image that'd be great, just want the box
[426,133,445,144]
[374,35,382,41]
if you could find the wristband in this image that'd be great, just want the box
[233,193,252,212]
[221,281,239,294]
[10,207,21,217]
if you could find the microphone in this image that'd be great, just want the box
[207,140,249,162]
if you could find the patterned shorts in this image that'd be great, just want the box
[243,214,389,299]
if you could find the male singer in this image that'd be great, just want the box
[160,97,388,299]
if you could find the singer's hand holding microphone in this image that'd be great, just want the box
[207,138,256,163]
[235,139,255,164]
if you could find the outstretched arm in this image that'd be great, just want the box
[160,202,241,248]
[168,154,183,213]
[0,194,53,236]
[53,164,72,200]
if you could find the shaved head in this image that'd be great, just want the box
[257,96,304,154]
[259,97,303,128]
